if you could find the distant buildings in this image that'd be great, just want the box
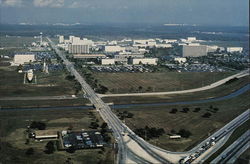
[131,58,158,65]
[68,44,90,54]
[226,47,243,53]
[104,46,125,53]
[73,54,106,59]
[14,53,36,65]
[101,58,115,65]
[58,35,93,54]
[182,45,207,57]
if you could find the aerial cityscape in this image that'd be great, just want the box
[0,0,249,164]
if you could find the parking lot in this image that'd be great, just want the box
[91,65,153,73]
[61,130,106,150]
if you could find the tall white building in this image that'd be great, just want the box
[59,35,64,43]
[68,44,90,54]
[182,45,207,57]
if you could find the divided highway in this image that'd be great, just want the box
[48,37,250,164]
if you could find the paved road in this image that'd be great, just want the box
[47,37,171,164]
[98,69,249,98]
[211,130,250,164]
[48,37,250,164]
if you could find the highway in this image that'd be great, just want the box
[0,95,78,100]
[211,130,250,164]
[98,69,249,98]
[48,37,250,164]
[47,37,171,164]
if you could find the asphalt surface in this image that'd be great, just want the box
[211,130,250,164]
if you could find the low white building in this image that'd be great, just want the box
[187,37,196,42]
[226,47,243,53]
[174,57,187,63]
[132,58,158,65]
[101,58,115,65]
[156,44,172,48]
[14,53,36,65]
[104,46,125,53]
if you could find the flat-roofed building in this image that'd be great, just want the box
[35,130,58,140]
[131,58,158,65]
[101,58,115,65]
[226,47,243,53]
[14,53,36,65]
[182,45,207,57]
[73,54,106,59]
[69,44,90,54]
[59,35,64,43]
[104,46,125,53]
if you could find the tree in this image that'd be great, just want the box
[25,148,34,155]
[202,112,212,118]
[170,108,178,114]
[45,141,55,154]
[66,146,76,154]
[30,121,46,130]
[138,86,143,92]
[178,129,192,138]
[101,122,108,129]
[193,107,201,112]
[182,107,190,113]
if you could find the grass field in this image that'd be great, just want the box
[0,108,114,164]
[0,66,78,97]
[93,72,235,94]
[0,36,39,48]
[113,91,250,152]
[103,76,250,105]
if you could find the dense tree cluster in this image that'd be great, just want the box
[177,129,192,138]
[30,121,46,130]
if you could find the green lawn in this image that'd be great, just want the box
[0,36,39,48]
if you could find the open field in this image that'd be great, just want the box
[0,108,114,164]
[0,36,39,48]
[103,76,250,104]
[113,91,250,152]
[0,66,78,97]
[93,72,235,94]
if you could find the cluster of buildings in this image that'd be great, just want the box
[57,35,244,66]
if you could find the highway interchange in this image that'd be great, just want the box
[48,37,249,164]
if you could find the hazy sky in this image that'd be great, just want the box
[0,0,249,26]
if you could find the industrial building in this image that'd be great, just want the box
[182,45,207,57]
[101,58,115,65]
[131,58,158,65]
[14,53,36,65]
[226,47,243,53]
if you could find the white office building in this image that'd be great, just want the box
[226,47,243,53]
[101,58,115,65]
[59,35,64,43]
[132,58,158,65]
[14,53,36,65]
[182,45,207,57]
[68,44,90,54]
[104,46,125,53]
